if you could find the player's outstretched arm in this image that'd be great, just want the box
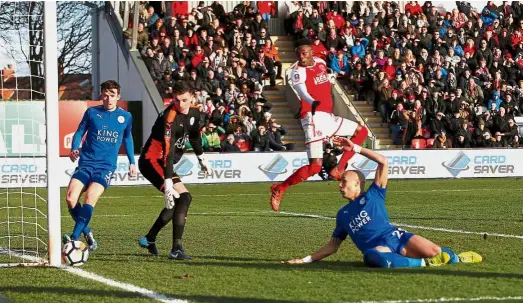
[284,237,343,264]
[333,137,388,188]
[70,109,90,162]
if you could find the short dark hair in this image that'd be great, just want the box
[100,80,120,94]
[172,81,193,96]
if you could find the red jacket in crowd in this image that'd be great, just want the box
[404,2,423,16]
[326,12,345,29]
[171,2,188,17]
[257,1,276,15]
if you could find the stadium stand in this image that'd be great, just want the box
[123,1,306,152]
[285,1,523,149]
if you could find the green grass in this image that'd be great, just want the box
[1,179,523,303]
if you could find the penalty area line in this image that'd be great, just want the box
[0,247,186,303]
[342,296,523,303]
[275,211,523,240]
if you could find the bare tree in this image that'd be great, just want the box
[0,1,95,99]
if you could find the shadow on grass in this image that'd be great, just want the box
[0,286,144,299]
[182,259,523,280]
[0,286,303,303]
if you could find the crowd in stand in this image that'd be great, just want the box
[132,1,293,152]
[285,1,523,148]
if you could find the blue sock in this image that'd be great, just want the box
[364,249,423,268]
[441,247,459,264]
[68,203,82,220]
[71,204,94,240]
[83,225,91,236]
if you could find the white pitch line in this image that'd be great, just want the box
[276,211,523,240]
[0,247,187,303]
[342,296,523,303]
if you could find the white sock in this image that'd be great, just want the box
[421,259,426,267]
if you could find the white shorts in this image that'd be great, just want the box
[300,111,358,159]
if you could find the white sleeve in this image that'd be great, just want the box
[291,67,315,105]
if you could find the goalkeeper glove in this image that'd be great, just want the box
[197,154,211,177]
[163,179,180,210]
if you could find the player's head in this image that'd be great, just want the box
[295,39,314,67]
[172,81,194,114]
[339,170,366,200]
[100,80,121,111]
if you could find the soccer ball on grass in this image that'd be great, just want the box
[62,240,89,266]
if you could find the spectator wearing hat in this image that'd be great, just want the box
[488,90,503,111]
[203,123,225,152]
[157,71,175,98]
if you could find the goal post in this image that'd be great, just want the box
[44,1,61,268]
[0,1,61,267]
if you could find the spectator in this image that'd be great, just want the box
[251,124,271,151]
[204,123,225,152]
[149,51,170,82]
[432,131,453,149]
[221,134,241,152]
[268,122,293,151]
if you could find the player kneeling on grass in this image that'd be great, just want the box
[284,137,482,268]
[64,80,136,250]
[138,81,210,260]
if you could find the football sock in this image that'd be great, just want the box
[279,163,322,191]
[441,247,459,264]
[172,192,192,251]
[68,203,91,236]
[71,204,94,241]
[363,248,423,268]
[68,202,82,220]
[337,127,368,170]
[145,207,174,242]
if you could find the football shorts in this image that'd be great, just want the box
[301,111,358,158]
[374,228,415,254]
[71,166,114,189]
[138,157,181,192]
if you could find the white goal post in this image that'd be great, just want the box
[44,0,62,268]
[0,1,61,267]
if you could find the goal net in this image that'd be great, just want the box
[0,1,61,267]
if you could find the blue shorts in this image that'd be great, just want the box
[375,228,415,254]
[71,166,113,189]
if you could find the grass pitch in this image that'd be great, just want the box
[1,179,523,303]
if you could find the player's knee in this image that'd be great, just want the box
[178,192,192,209]
[66,191,79,207]
[423,245,442,257]
[308,163,322,175]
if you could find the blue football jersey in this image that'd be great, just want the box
[72,105,134,171]
[332,182,396,253]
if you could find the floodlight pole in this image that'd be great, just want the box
[44,1,62,267]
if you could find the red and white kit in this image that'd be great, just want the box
[290,57,358,158]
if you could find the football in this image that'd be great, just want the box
[62,241,89,266]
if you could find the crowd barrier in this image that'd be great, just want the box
[1,149,521,188]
